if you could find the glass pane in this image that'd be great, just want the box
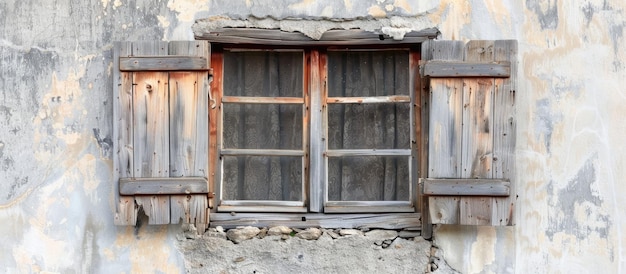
[327,50,409,97]
[223,51,303,97]
[328,156,410,201]
[223,104,303,149]
[328,103,410,149]
[223,156,302,201]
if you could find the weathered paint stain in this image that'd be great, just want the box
[526,0,559,30]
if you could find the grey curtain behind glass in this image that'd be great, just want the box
[327,51,411,201]
[222,51,303,201]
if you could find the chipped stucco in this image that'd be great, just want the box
[1,0,625,273]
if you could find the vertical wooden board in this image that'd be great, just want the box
[429,79,463,177]
[136,195,170,225]
[460,78,494,177]
[309,50,324,212]
[425,40,465,226]
[133,71,170,177]
[132,41,170,225]
[460,196,492,225]
[458,40,496,225]
[209,51,223,211]
[114,42,137,225]
[419,43,432,238]
[429,196,459,224]
[302,51,311,208]
[168,41,210,178]
[170,195,187,224]
[493,40,517,225]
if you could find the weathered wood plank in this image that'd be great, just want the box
[132,41,170,225]
[323,206,416,213]
[220,149,305,157]
[309,50,324,212]
[493,40,517,226]
[218,205,308,213]
[421,61,510,78]
[114,42,138,226]
[209,212,421,230]
[419,43,433,239]
[209,51,223,211]
[120,56,209,71]
[326,95,411,104]
[458,40,496,225]
[426,40,464,226]
[222,96,304,104]
[422,179,510,196]
[135,195,170,225]
[119,177,209,195]
[168,41,210,231]
[325,149,412,157]
[428,196,459,224]
[460,197,492,225]
[195,28,439,46]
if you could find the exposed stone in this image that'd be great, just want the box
[339,229,363,236]
[296,227,322,240]
[398,230,421,239]
[365,229,398,241]
[268,226,292,236]
[215,226,224,233]
[257,227,268,239]
[322,229,340,239]
[226,226,261,244]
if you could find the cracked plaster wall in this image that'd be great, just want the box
[0,0,625,273]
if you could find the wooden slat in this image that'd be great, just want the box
[421,61,510,78]
[168,41,211,231]
[326,95,411,104]
[492,40,517,226]
[222,96,304,104]
[325,149,411,157]
[120,56,209,71]
[308,50,324,212]
[119,177,209,195]
[429,196,459,224]
[218,206,308,213]
[323,206,416,213]
[459,40,497,225]
[132,41,170,225]
[427,40,464,225]
[419,43,432,239]
[209,212,421,230]
[209,51,223,211]
[195,28,439,46]
[220,149,304,157]
[325,201,412,207]
[114,42,138,226]
[422,179,510,196]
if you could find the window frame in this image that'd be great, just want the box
[209,44,423,214]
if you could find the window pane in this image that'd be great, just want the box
[223,104,303,149]
[327,50,409,97]
[328,103,410,149]
[223,156,302,201]
[223,51,303,97]
[328,156,410,201]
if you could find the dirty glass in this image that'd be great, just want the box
[222,50,304,202]
[327,50,411,202]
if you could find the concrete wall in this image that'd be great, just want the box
[0,0,624,273]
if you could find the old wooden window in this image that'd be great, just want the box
[210,46,420,216]
[112,32,517,233]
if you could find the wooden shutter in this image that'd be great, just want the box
[113,41,210,231]
[420,40,517,226]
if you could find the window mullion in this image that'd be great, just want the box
[309,50,325,213]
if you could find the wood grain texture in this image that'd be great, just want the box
[493,40,517,225]
[196,28,439,46]
[326,95,411,104]
[460,40,496,225]
[210,212,421,230]
[120,56,210,71]
[119,177,209,195]
[309,50,324,212]
[422,179,509,196]
[421,61,510,77]
[114,42,138,225]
